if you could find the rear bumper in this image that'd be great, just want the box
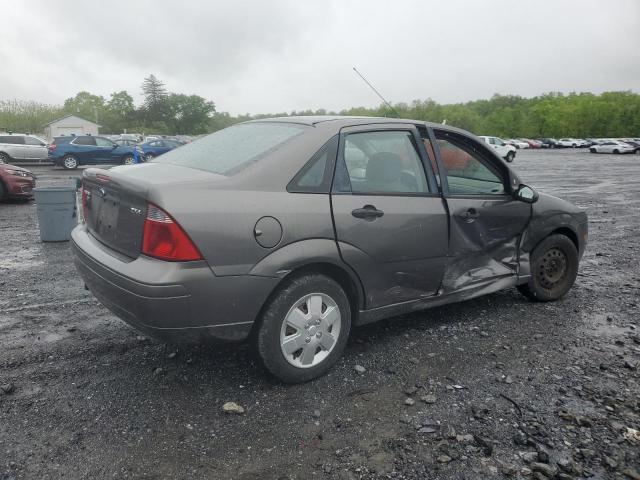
[71,225,279,343]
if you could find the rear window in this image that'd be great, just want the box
[152,122,307,175]
[53,137,73,144]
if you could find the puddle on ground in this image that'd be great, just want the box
[580,312,635,338]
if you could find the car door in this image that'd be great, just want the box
[331,125,449,309]
[94,136,117,162]
[24,136,47,160]
[429,128,531,293]
[5,136,26,160]
[72,136,97,162]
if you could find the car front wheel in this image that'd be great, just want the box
[145,153,154,161]
[517,234,579,302]
[122,155,135,165]
[505,151,515,162]
[255,274,351,383]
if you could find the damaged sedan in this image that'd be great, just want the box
[71,117,588,383]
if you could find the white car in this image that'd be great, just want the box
[508,139,529,149]
[589,141,636,154]
[478,136,517,162]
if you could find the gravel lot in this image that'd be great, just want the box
[1,149,639,480]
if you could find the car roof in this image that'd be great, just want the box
[243,115,471,135]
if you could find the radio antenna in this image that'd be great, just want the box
[352,66,399,118]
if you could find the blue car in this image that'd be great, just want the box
[139,139,183,161]
[48,135,143,170]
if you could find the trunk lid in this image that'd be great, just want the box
[81,163,224,259]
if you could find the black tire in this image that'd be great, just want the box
[255,273,351,383]
[517,234,579,302]
[0,152,10,164]
[590,148,596,153]
[62,155,78,170]
[122,155,135,165]
[145,153,154,161]
[613,149,619,154]
[505,151,515,163]
[0,180,6,201]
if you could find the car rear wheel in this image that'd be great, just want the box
[517,234,579,302]
[63,155,78,170]
[613,149,620,154]
[0,152,9,164]
[255,274,351,383]
[505,151,515,162]
[122,155,135,165]
[590,148,596,153]
[145,153,155,161]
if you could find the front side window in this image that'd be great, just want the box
[74,136,96,146]
[95,137,114,147]
[336,130,428,194]
[0,136,25,145]
[435,131,505,195]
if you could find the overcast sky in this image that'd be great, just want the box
[1,0,639,115]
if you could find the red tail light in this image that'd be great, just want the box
[48,144,56,152]
[142,204,202,262]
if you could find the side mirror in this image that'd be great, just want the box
[112,144,118,149]
[515,184,538,203]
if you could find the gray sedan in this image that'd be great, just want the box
[71,116,588,383]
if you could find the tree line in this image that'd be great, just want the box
[1,75,638,138]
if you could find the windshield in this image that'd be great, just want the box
[152,122,307,175]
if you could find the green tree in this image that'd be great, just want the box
[63,91,105,124]
[166,94,215,134]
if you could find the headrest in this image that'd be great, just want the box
[366,152,403,184]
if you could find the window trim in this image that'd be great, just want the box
[431,129,509,198]
[287,135,339,194]
[71,136,97,146]
[332,125,439,197]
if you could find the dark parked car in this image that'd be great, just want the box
[48,135,143,169]
[71,117,588,383]
[537,138,558,148]
[139,139,183,161]
[0,161,36,201]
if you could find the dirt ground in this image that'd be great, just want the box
[1,149,639,480]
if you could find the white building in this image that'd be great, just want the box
[43,114,100,141]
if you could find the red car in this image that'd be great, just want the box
[0,162,36,201]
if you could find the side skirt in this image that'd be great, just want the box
[356,274,530,326]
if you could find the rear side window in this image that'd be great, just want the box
[74,136,96,146]
[334,130,429,194]
[288,135,338,193]
[153,122,307,175]
[53,137,73,145]
[25,136,45,146]
[0,136,24,145]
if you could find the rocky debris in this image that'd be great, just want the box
[222,402,245,415]
[420,394,437,404]
[404,386,418,395]
[1,383,15,394]
[530,462,557,477]
[354,365,366,374]
[404,397,415,406]
[437,455,452,464]
[153,367,164,376]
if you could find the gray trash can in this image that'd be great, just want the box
[33,186,78,242]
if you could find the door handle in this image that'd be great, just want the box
[459,208,480,221]
[351,205,384,220]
